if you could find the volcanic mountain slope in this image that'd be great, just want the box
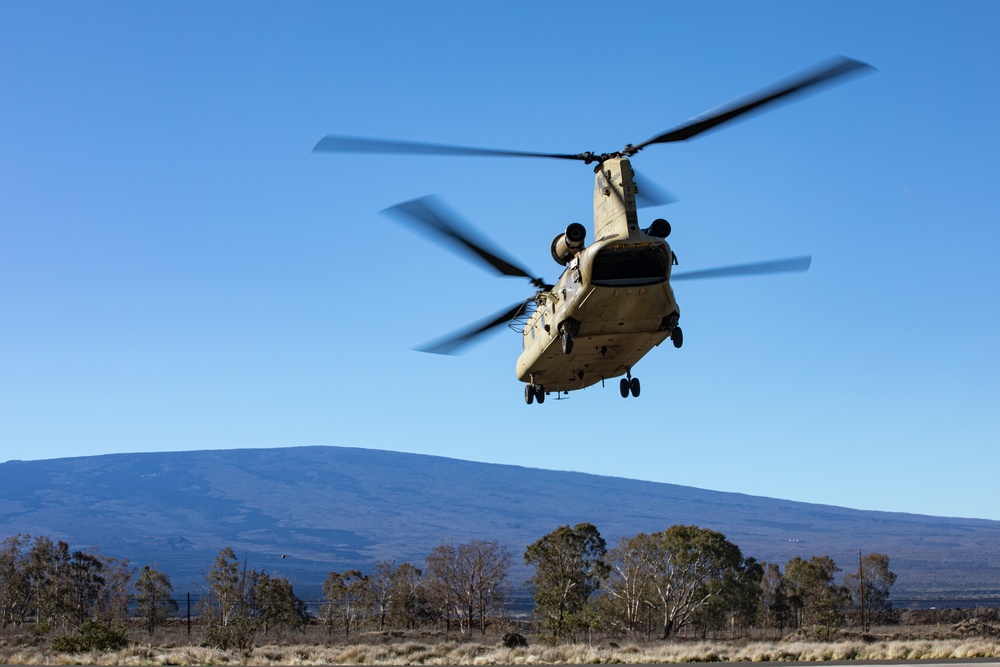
[1,446,998,600]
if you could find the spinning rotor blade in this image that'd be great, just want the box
[382,196,549,288]
[672,255,812,281]
[314,135,587,161]
[316,57,872,165]
[633,170,677,208]
[417,301,528,355]
[628,57,874,153]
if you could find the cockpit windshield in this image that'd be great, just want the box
[591,244,670,287]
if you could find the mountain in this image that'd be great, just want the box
[2,446,998,602]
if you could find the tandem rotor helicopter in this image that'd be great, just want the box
[314,56,873,404]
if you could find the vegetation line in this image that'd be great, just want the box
[2,524,999,664]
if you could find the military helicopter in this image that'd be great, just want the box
[314,56,873,404]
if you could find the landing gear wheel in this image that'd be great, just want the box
[524,384,535,405]
[561,328,574,355]
[535,385,545,404]
[619,378,630,398]
[671,326,683,349]
[629,377,641,397]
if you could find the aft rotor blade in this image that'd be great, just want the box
[630,57,874,151]
[633,170,677,208]
[382,196,547,287]
[672,255,812,281]
[417,301,528,355]
[314,135,586,161]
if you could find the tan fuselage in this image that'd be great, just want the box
[515,157,680,393]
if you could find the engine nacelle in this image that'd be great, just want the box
[550,223,587,266]
[646,218,671,238]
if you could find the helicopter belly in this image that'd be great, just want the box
[516,284,678,393]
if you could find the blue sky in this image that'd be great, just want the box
[2,2,999,521]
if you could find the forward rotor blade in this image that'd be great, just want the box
[417,301,528,355]
[314,135,586,161]
[381,196,546,287]
[631,56,874,151]
[672,255,812,281]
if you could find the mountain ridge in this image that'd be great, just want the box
[2,445,998,601]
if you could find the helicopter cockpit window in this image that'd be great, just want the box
[592,245,670,287]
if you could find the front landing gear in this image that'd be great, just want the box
[524,383,546,405]
[619,370,640,398]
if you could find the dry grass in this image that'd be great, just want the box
[3,620,1000,665]
[2,637,1000,665]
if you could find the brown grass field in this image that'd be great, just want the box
[2,620,1000,666]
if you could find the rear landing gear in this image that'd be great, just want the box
[619,371,640,398]
[524,383,546,405]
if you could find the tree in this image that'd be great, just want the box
[387,562,425,629]
[524,523,608,640]
[135,565,178,637]
[631,525,753,639]
[0,533,33,626]
[367,560,396,631]
[27,536,67,627]
[757,562,791,637]
[202,547,260,652]
[844,552,896,632]
[0,535,133,631]
[424,540,511,635]
[784,555,849,639]
[321,570,368,638]
[693,556,762,638]
[93,556,133,626]
[601,534,656,637]
[254,573,309,638]
[62,550,105,627]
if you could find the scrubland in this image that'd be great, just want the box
[3,622,1000,666]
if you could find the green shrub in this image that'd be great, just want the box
[203,617,258,653]
[51,620,129,652]
[29,621,53,637]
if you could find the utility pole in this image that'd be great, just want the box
[858,549,865,632]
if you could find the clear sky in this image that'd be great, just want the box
[2,2,998,521]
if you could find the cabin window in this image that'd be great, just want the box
[592,245,670,287]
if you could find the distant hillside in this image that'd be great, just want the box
[2,446,999,601]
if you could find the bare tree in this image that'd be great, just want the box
[424,540,511,635]
[92,554,133,626]
[367,560,395,631]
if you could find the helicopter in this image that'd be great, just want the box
[314,56,873,404]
